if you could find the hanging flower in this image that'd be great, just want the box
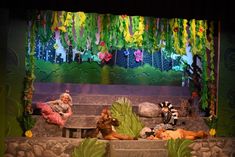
[98,52,112,62]
[134,49,143,62]
[100,41,105,46]
[104,52,112,62]
[53,43,59,50]
[41,19,46,26]
[121,15,127,19]
[199,27,204,33]
[25,130,33,138]
[197,24,204,38]
[98,52,106,60]
[173,27,179,32]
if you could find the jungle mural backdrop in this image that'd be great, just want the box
[27,11,216,87]
[24,10,217,118]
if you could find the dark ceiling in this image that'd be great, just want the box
[2,0,234,21]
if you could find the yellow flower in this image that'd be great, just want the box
[209,128,216,136]
[25,130,33,138]
[53,43,59,50]
[58,26,67,32]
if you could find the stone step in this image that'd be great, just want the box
[5,137,235,157]
[71,104,139,115]
[109,139,166,149]
[109,149,167,157]
[32,94,189,106]
[109,140,168,157]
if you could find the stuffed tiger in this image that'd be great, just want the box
[159,101,178,125]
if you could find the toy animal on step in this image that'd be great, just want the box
[147,128,208,140]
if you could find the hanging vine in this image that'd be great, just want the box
[59,11,69,49]
[142,17,156,53]
[66,12,75,47]
[172,18,188,55]
[20,20,36,137]
[122,16,145,49]
[37,11,53,44]
[189,19,205,55]
[208,21,216,116]
[200,20,208,110]
[75,11,86,51]
[164,19,174,55]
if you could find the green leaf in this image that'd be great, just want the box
[72,138,107,157]
[111,97,144,137]
[167,138,193,157]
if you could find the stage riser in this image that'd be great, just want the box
[31,116,209,138]
[4,137,235,157]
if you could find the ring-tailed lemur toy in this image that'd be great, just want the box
[159,101,178,125]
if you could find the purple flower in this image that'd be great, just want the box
[134,50,143,62]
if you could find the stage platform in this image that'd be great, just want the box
[4,137,235,157]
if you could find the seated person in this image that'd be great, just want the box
[36,91,73,127]
[91,108,136,140]
[159,101,178,126]
[147,127,208,140]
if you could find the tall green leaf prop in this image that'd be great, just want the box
[110,97,144,137]
[72,138,107,157]
[167,138,193,157]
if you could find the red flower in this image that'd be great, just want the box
[41,20,46,26]
[121,15,127,19]
[191,91,198,98]
[104,52,112,62]
[55,27,59,31]
[199,27,204,33]
[145,24,149,31]
[173,27,178,32]
[100,41,105,46]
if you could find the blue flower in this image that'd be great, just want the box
[124,50,130,56]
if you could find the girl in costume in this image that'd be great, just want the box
[37,91,73,127]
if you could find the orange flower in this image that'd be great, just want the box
[199,27,204,33]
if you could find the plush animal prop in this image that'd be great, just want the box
[93,108,136,140]
[148,128,207,140]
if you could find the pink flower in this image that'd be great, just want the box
[134,50,143,62]
[98,52,112,63]
[98,52,106,60]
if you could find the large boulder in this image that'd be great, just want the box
[138,102,161,118]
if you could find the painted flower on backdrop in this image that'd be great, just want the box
[134,49,143,62]
[124,50,130,57]
[98,52,112,63]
